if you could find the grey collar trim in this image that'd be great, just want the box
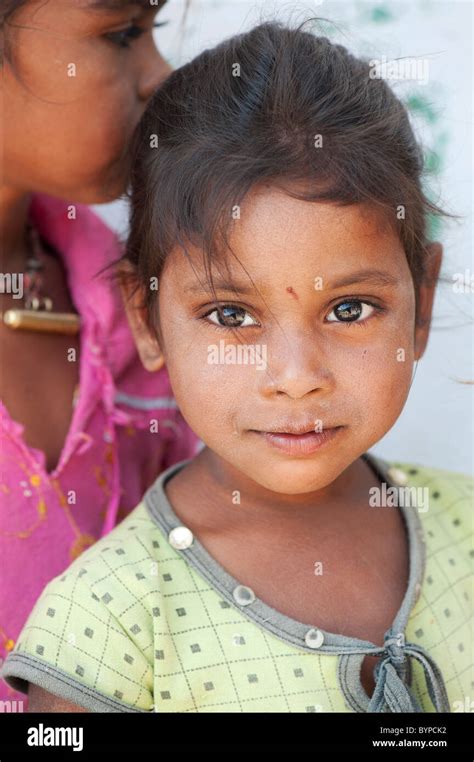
[143,451,424,653]
[144,452,451,712]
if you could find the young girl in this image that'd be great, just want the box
[2,21,471,714]
[0,0,200,709]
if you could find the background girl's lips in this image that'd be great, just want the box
[252,426,344,456]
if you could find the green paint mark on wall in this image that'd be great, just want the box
[406,95,438,125]
[370,6,394,23]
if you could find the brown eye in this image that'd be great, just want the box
[326,300,378,324]
[203,305,258,328]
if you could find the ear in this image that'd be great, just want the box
[414,242,443,361]
[118,264,165,372]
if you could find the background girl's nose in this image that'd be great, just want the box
[139,55,172,102]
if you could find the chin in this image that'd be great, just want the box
[71,164,128,205]
[243,459,342,495]
[54,186,120,206]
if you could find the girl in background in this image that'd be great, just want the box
[0,0,200,709]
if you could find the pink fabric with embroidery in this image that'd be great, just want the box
[0,193,202,709]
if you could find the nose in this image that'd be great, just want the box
[138,48,172,103]
[257,328,335,400]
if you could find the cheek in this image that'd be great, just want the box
[6,46,139,162]
[4,94,136,196]
[163,328,252,437]
[62,78,138,164]
[334,324,415,425]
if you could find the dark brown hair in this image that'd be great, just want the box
[106,19,453,342]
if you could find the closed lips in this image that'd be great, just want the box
[251,426,342,435]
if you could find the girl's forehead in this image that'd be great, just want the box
[237,191,398,246]
[165,198,404,281]
[166,234,406,297]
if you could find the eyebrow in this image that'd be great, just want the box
[185,282,256,296]
[185,269,399,296]
[328,268,399,289]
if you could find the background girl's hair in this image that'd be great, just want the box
[103,19,454,340]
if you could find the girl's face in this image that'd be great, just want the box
[2,0,171,203]
[127,185,442,495]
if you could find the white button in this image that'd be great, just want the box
[168,526,194,550]
[233,585,255,606]
[305,628,324,649]
[387,467,408,486]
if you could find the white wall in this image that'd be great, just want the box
[94,0,473,475]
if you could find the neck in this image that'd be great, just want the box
[0,188,33,272]
[171,446,380,532]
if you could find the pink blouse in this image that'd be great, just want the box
[0,193,202,710]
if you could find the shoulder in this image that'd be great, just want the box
[0,501,167,712]
[27,499,168,615]
[369,454,472,554]
[389,461,473,711]
[383,458,472,560]
[385,458,473,511]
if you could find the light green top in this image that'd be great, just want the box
[1,452,472,713]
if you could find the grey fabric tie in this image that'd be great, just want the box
[367,627,450,712]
